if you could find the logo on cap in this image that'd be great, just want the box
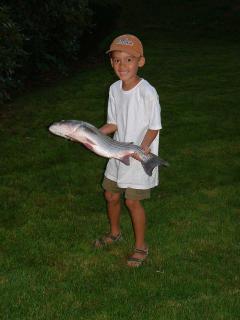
[115,38,134,46]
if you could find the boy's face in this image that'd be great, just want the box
[110,51,145,84]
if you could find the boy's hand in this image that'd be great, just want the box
[131,144,150,161]
[132,129,158,160]
[99,123,117,135]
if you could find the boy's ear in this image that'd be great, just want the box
[138,56,145,68]
[110,58,113,68]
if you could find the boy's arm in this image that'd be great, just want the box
[132,129,159,160]
[141,129,159,153]
[99,123,117,135]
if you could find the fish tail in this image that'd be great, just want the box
[142,155,169,176]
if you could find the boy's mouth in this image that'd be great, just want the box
[119,71,128,76]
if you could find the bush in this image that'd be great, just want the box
[0,0,121,103]
[0,6,26,102]
[3,0,92,74]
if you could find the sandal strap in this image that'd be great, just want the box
[109,233,122,241]
[127,248,149,267]
[134,248,148,255]
[95,233,122,247]
[127,257,143,263]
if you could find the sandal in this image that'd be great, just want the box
[94,233,122,248]
[127,247,149,267]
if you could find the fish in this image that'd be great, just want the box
[49,120,169,176]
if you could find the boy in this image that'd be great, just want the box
[94,34,162,267]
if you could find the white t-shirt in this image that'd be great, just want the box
[104,79,162,189]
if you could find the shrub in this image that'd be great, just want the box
[0,0,121,103]
[0,6,26,102]
[2,0,92,74]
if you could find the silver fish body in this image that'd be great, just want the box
[49,120,169,176]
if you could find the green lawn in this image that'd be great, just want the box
[1,1,240,319]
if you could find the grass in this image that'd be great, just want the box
[1,1,240,319]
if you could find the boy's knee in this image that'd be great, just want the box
[104,191,120,204]
[125,199,141,210]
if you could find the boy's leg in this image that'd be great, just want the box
[95,177,123,247]
[94,191,121,247]
[125,199,147,250]
[105,190,121,236]
[125,188,150,266]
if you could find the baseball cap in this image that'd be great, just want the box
[106,34,144,58]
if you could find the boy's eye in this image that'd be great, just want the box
[112,57,134,64]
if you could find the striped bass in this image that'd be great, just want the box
[49,120,169,176]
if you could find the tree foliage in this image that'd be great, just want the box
[0,6,26,101]
[0,0,120,103]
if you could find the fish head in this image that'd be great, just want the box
[49,120,85,140]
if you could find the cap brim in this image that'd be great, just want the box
[106,45,141,58]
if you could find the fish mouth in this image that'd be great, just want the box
[48,122,69,138]
[48,123,59,134]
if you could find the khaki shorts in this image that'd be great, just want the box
[102,177,150,200]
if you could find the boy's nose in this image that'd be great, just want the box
[119,61,127,68]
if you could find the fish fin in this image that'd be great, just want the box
[119,155,131,166]
[141,154,169,176]
[83,143,93,151]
